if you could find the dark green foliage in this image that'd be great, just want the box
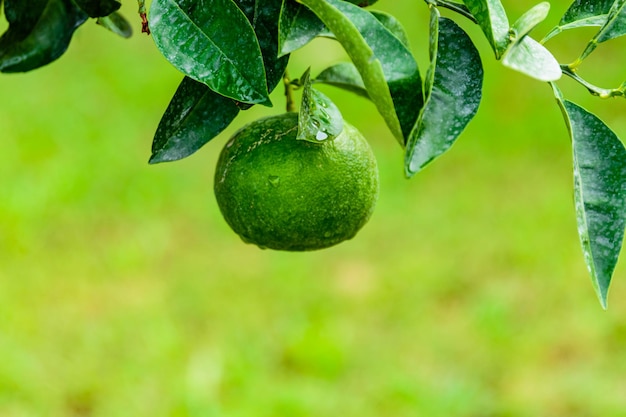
[405,11,483,176]
[149,0,271,105]
[1,0,625,306]
[233,0,290,92]
[74,0,120,17]
[556,94,626,309]
[0,0,87,72]
[278,1,325,56]
[96,11,132,38]
[150,77,240,164]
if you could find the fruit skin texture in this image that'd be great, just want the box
[214,112,379,251]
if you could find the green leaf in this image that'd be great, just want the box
[234,0,289,93]
[509,2,550,41]
[3,0,49,34]
[149,0,271,105]
[370,10,411,47]
[150,77,241,164]
[278,5,407,56]
[543,0,613,41]
[596,0,626,43]
[502,35,561,82]
[405,11,483,177]
[73,0,120,18]
[96,11,132,38]
[0,0,87,73]
[297,68,344,143]
[561,0,615,24]
[463,0,510,58]
[346,0,379,5]
[297,0,422,144]
[556,94,626,309]
[278,1,325,56]
[314,62,368,98]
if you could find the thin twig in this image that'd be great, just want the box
[560,65,625,99]
[284,70,296,113]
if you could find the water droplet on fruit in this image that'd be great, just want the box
[268,175,280,187]
[316,131,328,141]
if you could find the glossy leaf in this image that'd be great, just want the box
[234,0,289,93]
[297,69,344,143]
[370,10,410,47]
[596,0,626,43]
[3,0,49,34]
[298,0,422,144]
[561,0,614,23]
[0,0,87,73]
[73,0,121,17]
[314,63,368,98]
[149,0,270,105]
[277,4,408,57]
[405,11,483,177]
[502,35,561,82]
[510,2,550,41]
[463,0,510,58]
[543,0,613,41]
[278,1,325,56]
[346,0,379,5]
[556,94,626,309]
[96,11,133,38]
[150,77,240,164]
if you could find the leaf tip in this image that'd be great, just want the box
[148,153,166,165]
[148,150,180,164]
[597,290,609,310]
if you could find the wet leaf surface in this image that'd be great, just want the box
[149,0,270,105]
[278,1,325,56]
[557,93,626,309]
[298,68,344,143]
[463,0,510,58]
[405,11,483,177]
[370,10,410,47]
[298,0,422,144]
[502,35,561,82]
[543,0,613,41]
[234,0,289,93]
[150,77,240,164]
[596,0,626,43]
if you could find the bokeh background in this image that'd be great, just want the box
[2,1,626,416]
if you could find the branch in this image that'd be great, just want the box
[560,65,625,99]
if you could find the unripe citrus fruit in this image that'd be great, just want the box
[214,112,379,251]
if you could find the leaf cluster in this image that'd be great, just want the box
[1,0,626,308]
[0,0,131,72]
[143,0,626,308]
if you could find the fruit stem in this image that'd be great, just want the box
[137,0,150,34]
[284,70,296,113]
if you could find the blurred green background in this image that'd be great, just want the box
[1,1,626,416]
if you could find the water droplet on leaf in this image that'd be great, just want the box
[268,175,281,187]
[316,131,328,141]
